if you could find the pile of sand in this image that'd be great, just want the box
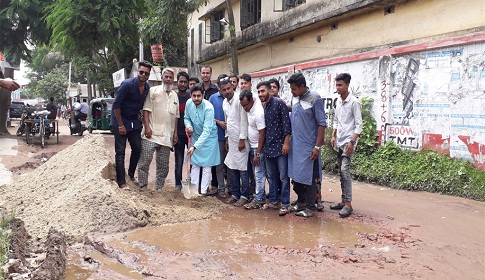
[0,134,226,242]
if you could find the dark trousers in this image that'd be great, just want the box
[293,181,317,212]
[111,126,142,186]
[174,135,189,189]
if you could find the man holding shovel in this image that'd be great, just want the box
[184,84,220,195]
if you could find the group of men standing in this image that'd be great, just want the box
[110,61,362,218]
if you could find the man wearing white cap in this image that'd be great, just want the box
[138,68,180,191]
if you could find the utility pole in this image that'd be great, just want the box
[225,0,239,75]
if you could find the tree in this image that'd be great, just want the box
[0,0,50,134]
[45,0,147,102]
[225,0,239,75]
[34,67,69,103]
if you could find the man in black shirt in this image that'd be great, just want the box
[200,65,218,100]
[174,71,191,190]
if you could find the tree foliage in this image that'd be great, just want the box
[0,0,50,61]
[45,0,145,60]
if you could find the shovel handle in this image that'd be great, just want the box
[186,132,191,174]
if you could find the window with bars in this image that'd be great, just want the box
[284,0,305,11]
[240,0,261,29]
[209,10,225,43]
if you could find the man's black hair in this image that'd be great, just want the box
[190,84,204,95]
[189,76,200,83]
[287,72,306,87]
[256,80,272,91]
[200,65,212,73]
[239,89,253,101]
[229,74,239,83]
[335,73,351,84]
[268,78,280,90]
[138,60,153,70]
[177,71,190,81]
[240,73,251,82]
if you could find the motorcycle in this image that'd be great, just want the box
[69,102,89,136]
[69,117,87,136]
[16,105,35,136]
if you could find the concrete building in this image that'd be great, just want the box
[188,0,485,169]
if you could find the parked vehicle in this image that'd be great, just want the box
[25,110,58,148]
[9,101,25,119]
[16,105,35,136]
[87,98,114,133]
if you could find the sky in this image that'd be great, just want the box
[14,60,30,86]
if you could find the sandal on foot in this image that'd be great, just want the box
[218,191,227,198]
[139,185,148,192]
[225,196,238,204]
[263,202,279,210]
[316,201,324,212]
[234,198,248,207]
[244,201,261,210]
[339,206,353,218]
[279,206,289,216]
[203,188,218,196]
[330,203,345,210]
[119,184,131,191]
[295,209,315,218]
[290,203,306,213]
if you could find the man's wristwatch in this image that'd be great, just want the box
[314,146,321,151]
[255,152,261,157]
[350,139,356,145]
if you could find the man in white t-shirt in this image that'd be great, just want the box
[239,89,266,209]
[138,68,180,191]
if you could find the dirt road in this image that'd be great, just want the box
[1,120,484,279]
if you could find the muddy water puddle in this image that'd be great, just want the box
[112,208,375,251]
[66,208,375,279]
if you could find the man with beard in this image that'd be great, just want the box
[137,68,179,191]
[185,85,220,195]
[174,71,191,190]
[200,65,218,100]
[230,74,239,92]
[257,81,291,216]
[221,77,250,207]
[287,72,327,218]
[111,60,152,190]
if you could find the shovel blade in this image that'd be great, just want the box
[182,178,200,199]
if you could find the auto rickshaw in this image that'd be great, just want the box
[87,98,114,133]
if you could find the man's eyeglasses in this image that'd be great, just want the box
[139,70,150,77]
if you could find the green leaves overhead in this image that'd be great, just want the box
[45,0,146,58]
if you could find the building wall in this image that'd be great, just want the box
[251,39,485,169]
[189,0,485,77]
[188,0,485,169]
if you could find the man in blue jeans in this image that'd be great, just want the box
[110,60,152,189]
[239,89,266,209]
[257,81,291,216]
[220,77,250,207]
[330,73,362,218]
